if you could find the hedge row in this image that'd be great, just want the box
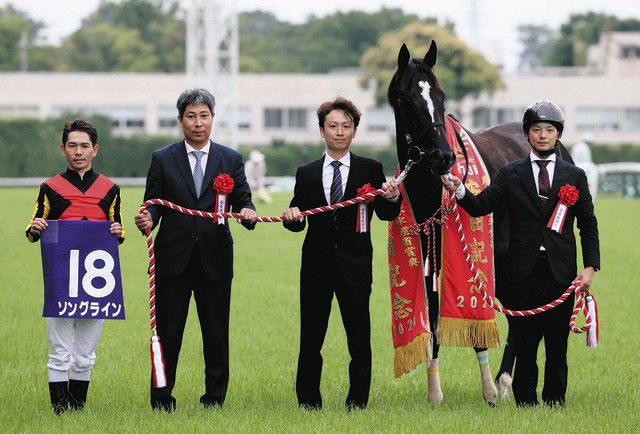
[0,117,638,178]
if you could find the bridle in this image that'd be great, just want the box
[394,95,448,168]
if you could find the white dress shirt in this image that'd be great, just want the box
[185,140,211,175]
[454,151,557,200]
[322,152,350,205]
[530,152,556,198]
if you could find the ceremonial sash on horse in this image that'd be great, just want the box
[439,115,499,348]
[388,183,431,377]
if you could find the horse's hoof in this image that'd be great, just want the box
[427,391,443,407]
[497,373,513,400]
[482,378,498,406]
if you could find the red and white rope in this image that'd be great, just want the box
[138,188,389,333]
[445,192,594,334]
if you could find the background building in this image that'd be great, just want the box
[1,32,639,147]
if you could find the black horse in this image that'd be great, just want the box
[388,41,572,405]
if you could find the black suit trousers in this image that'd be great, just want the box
[296,254,372,409]
[510,255,574,407]
[151,245,232,404]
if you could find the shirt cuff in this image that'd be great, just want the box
[387,192,401,202]
[454,183,466,199]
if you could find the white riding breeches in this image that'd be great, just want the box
[46,318,104,382]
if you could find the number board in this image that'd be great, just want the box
[40,220,125,320]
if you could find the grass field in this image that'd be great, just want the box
[1,187,638,433]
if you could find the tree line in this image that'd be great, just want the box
[3,1,639,74]
[1,116,637,178]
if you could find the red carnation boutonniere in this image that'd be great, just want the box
[357,183,377,203]
[213,173,235,224]
[355,183,377,233]
[558,184,579,206]
[547,183,579,234]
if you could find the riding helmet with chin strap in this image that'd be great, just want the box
[522,100,565,137]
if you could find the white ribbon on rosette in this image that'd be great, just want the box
[547,184,579,234]
[213,173,234,226]
[355,183,376,233]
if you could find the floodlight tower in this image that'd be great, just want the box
[186,0,239,148]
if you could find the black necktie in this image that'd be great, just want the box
[330,160,343,215]
[536,160,550,199]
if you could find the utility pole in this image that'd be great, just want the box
[20,29,29,72]
[186,0,239,148]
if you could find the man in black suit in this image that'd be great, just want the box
[282,97,401,410]
[135,88,257,412]
[442,100,600,407]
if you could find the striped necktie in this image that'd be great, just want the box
[330,160,343,215]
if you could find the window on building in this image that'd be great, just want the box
[158,106,178,128]
[497,108,519,124]
[0,105,38,118]
[288,108,307,129]
[621,46,640,59]
[50,106,146,131]
[264,108,283,128]
[472,107,491,129]
[366,106,394,131]
[576,107,640,132]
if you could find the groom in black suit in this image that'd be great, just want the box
[135,89,257,411]
[282,97,401,410]
[443,100,600,407]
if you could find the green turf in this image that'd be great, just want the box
[1,187,638,432]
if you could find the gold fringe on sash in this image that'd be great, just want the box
[394,331,432,378]
[437,317,500,348]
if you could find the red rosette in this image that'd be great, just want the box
[357,183,377,203]
[558,184,579,205]
[213,173,234,194]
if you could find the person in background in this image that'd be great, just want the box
[571,133,599,201]
[245,150,272,204]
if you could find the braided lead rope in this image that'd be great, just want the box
[140,159,416,334]
[445,191,593,333]
[139,192,381,333]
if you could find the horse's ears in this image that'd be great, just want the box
[398,43,411,75]
[424,40,438,68]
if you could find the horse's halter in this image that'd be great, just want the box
[394,94,447,166]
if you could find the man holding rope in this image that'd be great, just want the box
[282,97,400,410]
[442,100,600,407]
[134,88,257,412]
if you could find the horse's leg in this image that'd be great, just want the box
[495,318,516,399]
[425,275,443,406]
[474,347,498,406]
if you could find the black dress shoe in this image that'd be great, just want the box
[200,394,224,409]
[151,395,176,413]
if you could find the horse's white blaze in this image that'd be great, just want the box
[418,80,436,122]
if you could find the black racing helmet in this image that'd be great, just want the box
[522,100,564,136]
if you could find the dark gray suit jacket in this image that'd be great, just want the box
[143,140,255,280]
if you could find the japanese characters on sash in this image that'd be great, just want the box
[40,220,125,320]
[439,118,499,348]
